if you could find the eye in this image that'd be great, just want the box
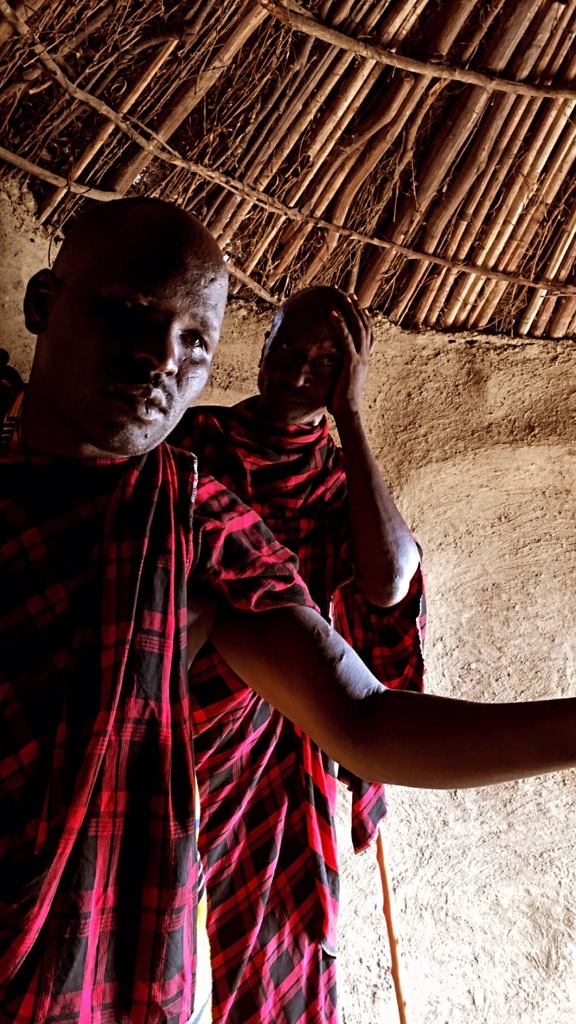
[96,297,150,333]
[317,356,338,369]
[181,331,207,352]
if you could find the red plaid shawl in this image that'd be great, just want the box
[0,414,312,1024]
[172,398,425,1024]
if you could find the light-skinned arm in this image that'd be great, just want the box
[204,603,576,790]
[328,295,419,607]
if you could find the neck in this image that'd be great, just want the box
[20,382,124,460]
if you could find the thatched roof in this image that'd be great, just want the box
[2,0,576,338]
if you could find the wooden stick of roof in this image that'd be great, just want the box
[3,0,576,316]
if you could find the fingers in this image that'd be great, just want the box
[338,293,373,355]
[329,308,356,363]
[350,294,374,353]
[327,296,373,414]
[328,293,374,370]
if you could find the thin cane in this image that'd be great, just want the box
[376,826,408,1024]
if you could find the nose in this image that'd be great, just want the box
[285,356,311,388]
[133,322,181,377]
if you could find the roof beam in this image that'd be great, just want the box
[259,0,576,102]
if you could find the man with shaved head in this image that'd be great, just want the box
[172,286,424,1023]
[1,197,310,1024]
[0,198,232,1024]
[4,200,576,1024]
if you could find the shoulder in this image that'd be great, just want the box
[192,470,291,566]
[190,471,315,610]
[194,471,260,527]
[169,404,230,452]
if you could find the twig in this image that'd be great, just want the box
[0,0,45,43]
[0,144,122,200]
[0,149,278,305]
[224,257,280,305]
[108,3,267,194]
[3,131,576,301]
[4,0,576,299]
[39,38,179,221]
[258,0,576,102]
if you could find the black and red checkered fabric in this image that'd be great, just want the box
[172,398,426,1024]
[0,404,313,1024]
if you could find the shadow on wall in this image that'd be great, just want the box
[337,443,576,1024]
[402,443,576,703]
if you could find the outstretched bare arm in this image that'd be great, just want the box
[207,603,576,789]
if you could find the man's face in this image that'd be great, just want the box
[257,305,342,425]
[27,259,227,457]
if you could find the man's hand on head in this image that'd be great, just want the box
[327,295,374,422]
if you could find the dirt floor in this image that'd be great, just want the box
[3,179,576,1024]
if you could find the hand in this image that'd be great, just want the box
[327,295,374,420]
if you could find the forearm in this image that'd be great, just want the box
[210,605,576,790]
[335,408,419,606]
[358,690,576,789]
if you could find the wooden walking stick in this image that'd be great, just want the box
[376,826,409,1024]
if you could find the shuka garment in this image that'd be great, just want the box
[0,400,313,1024]
[171,398,426,1024]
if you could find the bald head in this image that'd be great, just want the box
[53,198,227,291]
[23,198,228,459]
[274,286,348,328]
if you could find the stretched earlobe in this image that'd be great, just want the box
[23,269,59,336]
[258,330,271,368]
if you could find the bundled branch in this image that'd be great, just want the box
[259,0,576,102]
[5,136,576,300]
[1,0,576,337]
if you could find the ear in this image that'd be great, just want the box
[258,330,271,368]
[23,269,60,336]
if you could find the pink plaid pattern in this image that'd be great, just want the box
[171,398,426,1023]
[1,398,313,1024]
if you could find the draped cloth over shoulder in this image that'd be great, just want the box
[0,427,203,1024]
[172,398,426,1024]
[1,396,314,1024]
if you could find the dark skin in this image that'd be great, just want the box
[257,287,419,605]
[18,200,576,792]
[211,605,576,789]
[22,201,228,459]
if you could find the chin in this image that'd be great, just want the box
[287,408,323,425]
[284,411,308,424]
[91,421,169,458]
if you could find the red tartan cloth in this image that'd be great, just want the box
[172,398,426,1024]
[0,420,312,1023]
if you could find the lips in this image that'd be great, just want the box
[276,392,312,407]
[270,382,311,402]
[106,384,169,420]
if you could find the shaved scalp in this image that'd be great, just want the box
[53,197,227,289]
[267,285,349,345]
[282,285,348,315]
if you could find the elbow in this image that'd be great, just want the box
[357,562,417,608]
[357,577,407,608]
